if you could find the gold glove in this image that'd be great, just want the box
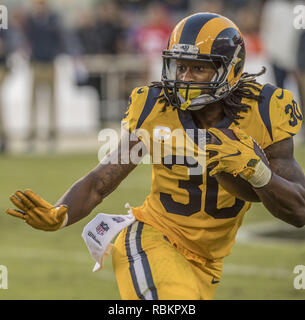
[6,189,68,231]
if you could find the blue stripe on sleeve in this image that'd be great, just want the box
[136,87,161,130]
[258,84,278,141]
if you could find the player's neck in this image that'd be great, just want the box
[190,101,225,129]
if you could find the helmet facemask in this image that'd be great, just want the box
[161,43,242,110]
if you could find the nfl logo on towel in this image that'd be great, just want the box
[96,221,109,236]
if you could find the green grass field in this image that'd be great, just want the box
[1,147,305,300]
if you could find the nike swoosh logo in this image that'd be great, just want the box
[221,150,241,159]
[211,277,220,284]
[137,88,144,94]
[276,89,284,99]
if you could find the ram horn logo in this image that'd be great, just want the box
[181,45,189,51]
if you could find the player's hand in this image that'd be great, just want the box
[206,126,264,180]
[6,189,68,231]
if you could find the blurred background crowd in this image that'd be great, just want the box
[0,0,304,154]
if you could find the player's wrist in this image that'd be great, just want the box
[59,213,69,229]
[244,160,272,188]
[55,206,69,229]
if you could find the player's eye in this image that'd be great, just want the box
[177,65,186,72]
[193,65,205,72]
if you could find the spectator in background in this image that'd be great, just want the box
[75,10,100,56]
[260,0,299,89]
[74,2,123,128]
[235,3,264,56]
[95,2,123,54]
[0,8,29,154]
[25,0,64,152]
[0,30,9,153]
[73,9,100,87]
[133,2,173,82]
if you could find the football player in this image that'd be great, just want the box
[6,13,305,300]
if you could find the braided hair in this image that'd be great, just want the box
[150,67,266,124]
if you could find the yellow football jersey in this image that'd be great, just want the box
[121,83,303,262]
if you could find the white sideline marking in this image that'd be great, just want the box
[1,245,293,282]
[0,245,116,282]
[2,220,302,284]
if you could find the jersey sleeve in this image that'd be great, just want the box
[258,84,303,148]
[121,86,149,134]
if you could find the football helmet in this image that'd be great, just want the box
[161,12,246,110]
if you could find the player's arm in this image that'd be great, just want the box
[55,135,143,226]
[206,127,305,227]
[253,137,305,228]
[6,132,146,231]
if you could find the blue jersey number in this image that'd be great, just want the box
[285,100,303,127]
[160,156,245,218]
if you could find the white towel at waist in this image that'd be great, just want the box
[82,203,135,272]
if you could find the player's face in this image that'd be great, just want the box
[176,59,216,83]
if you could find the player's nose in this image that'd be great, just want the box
[181,68,194,82]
